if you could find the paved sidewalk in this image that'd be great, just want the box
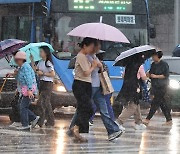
[0,115,179,154]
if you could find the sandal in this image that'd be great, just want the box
[142,119,150,126]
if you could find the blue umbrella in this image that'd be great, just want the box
[10,42,54,65]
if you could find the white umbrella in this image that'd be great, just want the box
[114,45,156,66]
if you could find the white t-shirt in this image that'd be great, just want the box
[37,60,54,82]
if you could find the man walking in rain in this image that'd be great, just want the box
[143,50,172,126]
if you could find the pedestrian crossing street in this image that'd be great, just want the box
[0,115,180,154]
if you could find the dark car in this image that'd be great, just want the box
[0,58,16,113]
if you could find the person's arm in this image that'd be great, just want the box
[151,74,166,79]
[6,69,18,77]
[22,65,34,90]
[96,58,103,72]
[30,54,37,72]
[37,61,55,77]
[146,72,150,78]
[97,59,103,68]
[77,55,97,77]
[84,60,97,76]
[44,70,55,77]
[22,65,34,98]
[151,63,169,79]
[139,65,147,81]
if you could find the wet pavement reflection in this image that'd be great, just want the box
[0,114,180,154]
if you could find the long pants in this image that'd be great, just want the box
[118,103,142,125]
[37,81,55,127]
[19,96,37,127]
[72,80,93,133]
[91,87,119,135]
[104,94,115,120]
[90,93,115,121]
[70,87,119,135]
[146,87,172,122]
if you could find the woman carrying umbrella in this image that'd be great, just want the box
[14,51,39,130]
[71,37,98,142]
[114,45,156,130]
[116,54,147,130]
[31,46,55,127]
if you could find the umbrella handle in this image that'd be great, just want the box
[0,77,7,94]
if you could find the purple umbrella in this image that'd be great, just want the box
[0,39,26,59]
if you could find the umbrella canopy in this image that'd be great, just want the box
[0,39,26,59]
[172,45,180,57]
[10,42,54,65]
[19,42,54,62]
[67,23,130,43]
[114,45,156,66]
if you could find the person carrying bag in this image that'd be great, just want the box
[99,70,114,95]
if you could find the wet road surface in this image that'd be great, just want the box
[0,114,180,154]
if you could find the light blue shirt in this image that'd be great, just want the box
[17,62,37,93]
[87,54,100,88]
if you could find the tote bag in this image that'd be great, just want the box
[99,71,114,95]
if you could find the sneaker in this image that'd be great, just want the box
[118,125,126,132]
[89,121,93,126]
[162,120,173,126]
[17,126,31,131]
[31,116,40,129]
[9,122,21,128]
[134,123,146,130]
[115,122,125,132]
[108,130,123,141]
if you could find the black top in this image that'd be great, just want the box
[149,60,169,88]
[120,62,141,104]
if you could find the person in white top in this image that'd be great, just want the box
[30,46,55,127]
